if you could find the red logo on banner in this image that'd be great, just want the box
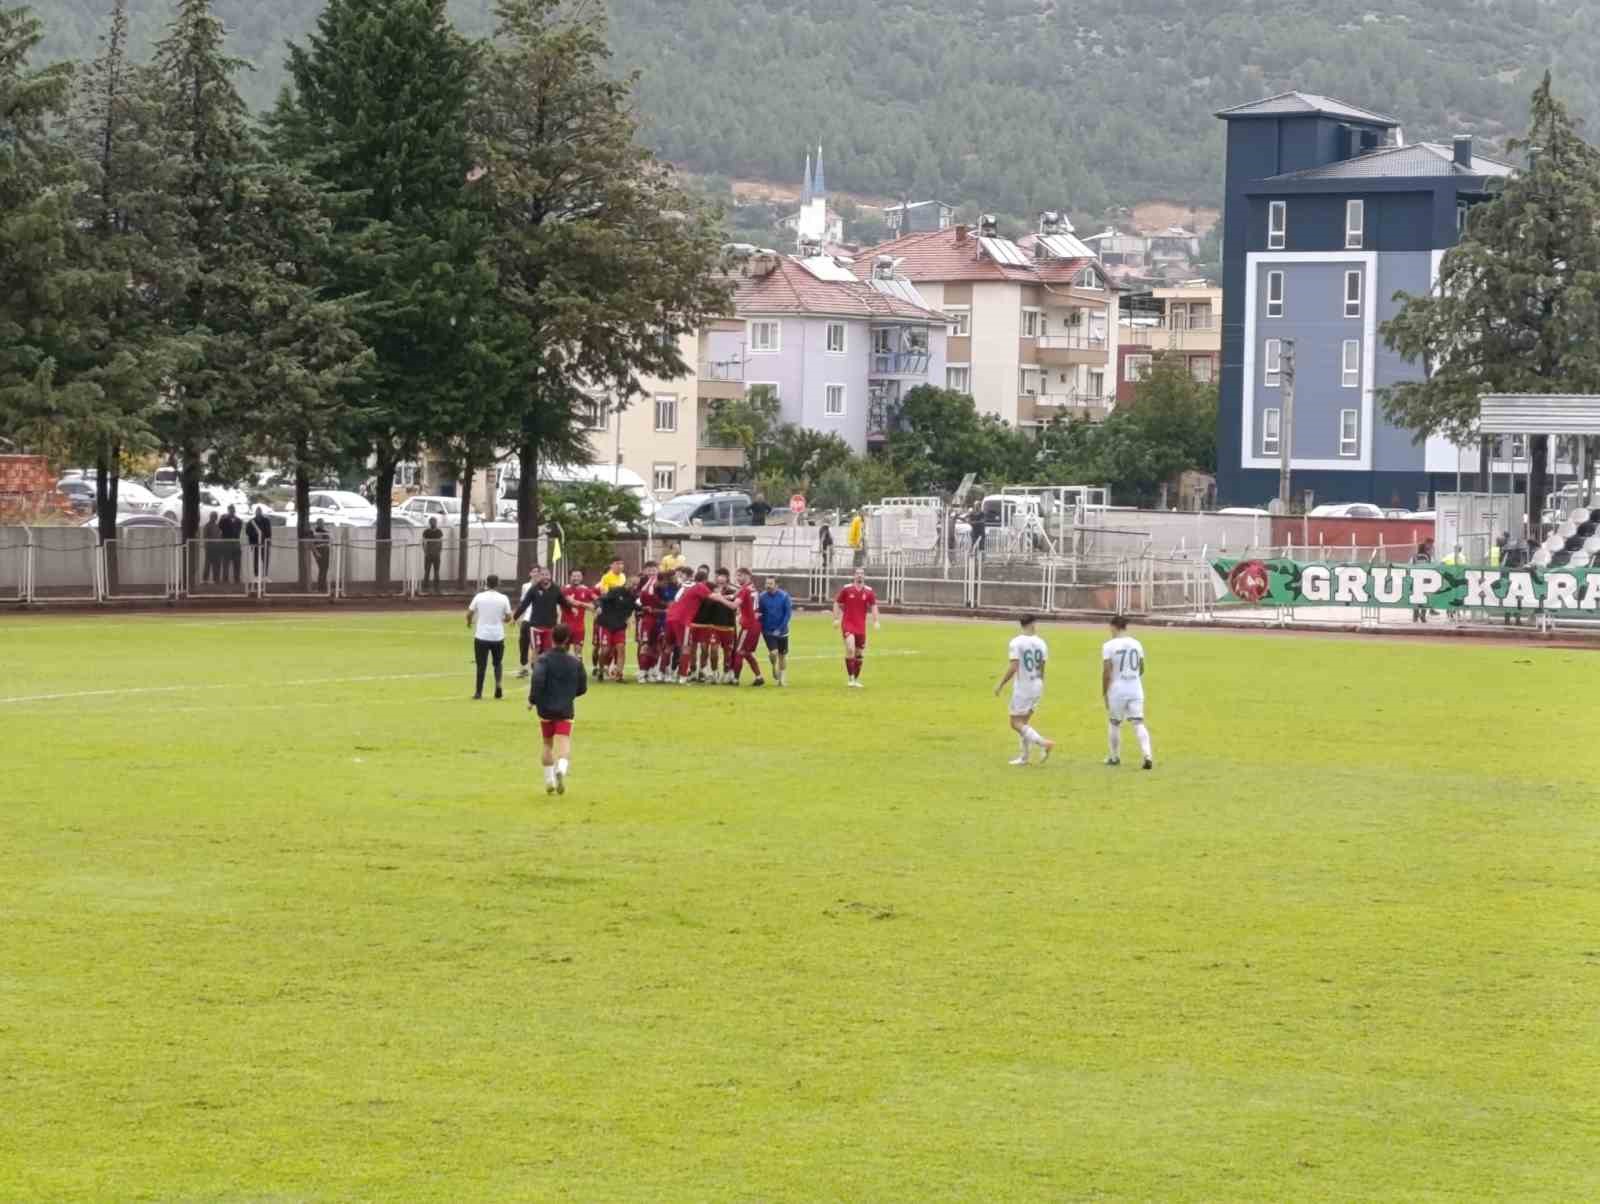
[1228,559,1271,603]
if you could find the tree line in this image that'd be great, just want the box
[0,0,729,586]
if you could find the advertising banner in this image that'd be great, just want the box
[1211,557,1600,613]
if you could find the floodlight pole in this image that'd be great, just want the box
[1277,339,1296,507]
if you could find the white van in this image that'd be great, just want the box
[497,461,658,521]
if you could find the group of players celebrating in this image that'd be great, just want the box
[511,559,788,688]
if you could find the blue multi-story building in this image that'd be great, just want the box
[1214,91,1513,507]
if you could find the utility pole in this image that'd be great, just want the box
[1277,338,1296,507]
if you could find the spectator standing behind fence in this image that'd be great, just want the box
[750,494,772,526]
[421,517,443,592]
[818,523,834,572]
[201,512,220,583]
[311,518,331,591]
[967,506,987,556]
[467,573,513,700]
[848,511,866,567]
[247,506,272,578]
[1410,537,1435,624]
[218,505,244,582]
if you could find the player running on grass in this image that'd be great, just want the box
[993,614,1054,765]
[832,567,880,688]
[1102,614,1154,770]
[530,623,587,794]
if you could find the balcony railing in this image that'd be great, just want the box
[699,358,745,382]
[870,351,930,376]
[1035,391,1110,411]
[698,421,743,449]
[1036,333,1107,351]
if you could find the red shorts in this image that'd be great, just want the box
[690,624,711,644]
[665,619,689,648]
[565,624,586,648]
[843,628,867,650]
[638,616,658,644]
[716,626,736,650]
[737,627,760,656]
[597,626,626,647]
[531,627,554,654]
[538,718,572,738]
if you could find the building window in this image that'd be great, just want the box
[1020,307,1040,337]
[749,320,780,353]
[1019,368,1041,395]
[825,321,846,354]
[1266,271,1284,318]
[946,307,970,336]
[824,384,845,416]
[872,327,893,355]
[946,365,970,392]
[1074,267,1104,290]
[1339,409,1359,457]
[1264,338,1282,386]
[1190,356,1214,384]
[652,462,676,493]
[1124,354,1152,383]
[1262,407,1281,456]
[1341,340,1360,388]
[1457,201,1469,236]
[1086,369,1105,398]
[1268,200,1286,249]
[1345,199,1364,250]
[653,394,678,432]
[582,398,608,430]
[1344,270,1362,318]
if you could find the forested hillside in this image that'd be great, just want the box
[34,0,1600,215]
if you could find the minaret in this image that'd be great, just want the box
[801,152,813,209]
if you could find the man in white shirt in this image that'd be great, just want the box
[467,573,515,700]
[993,615,1054,766]
[1102,614,1153,769]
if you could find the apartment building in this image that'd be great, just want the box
[577,332,711,498]
[1215,90,1512,505]
[1118,283,1221,403]
[704,251,950,454]
[859,215,1120,427]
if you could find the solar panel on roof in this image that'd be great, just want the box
[1037,234,1094,260]
[796,255,858,282]
[978,236,1031,267]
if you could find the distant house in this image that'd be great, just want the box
[1118,282,1222,403]
[859,212,1120,428]
[702,251,950,454]
[880,200,956,235]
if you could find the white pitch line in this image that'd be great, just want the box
[0,670,462,707]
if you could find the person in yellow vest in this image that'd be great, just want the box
[1489,532,1506,567]
[659,543,684,574]
[597,557,627,594]
[847,511,865,567]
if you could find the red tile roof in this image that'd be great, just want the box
[730,257,947,321]
[856,227,1105,287]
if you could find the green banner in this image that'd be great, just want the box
[1210,558,1600,613]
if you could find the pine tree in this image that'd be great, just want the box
[0,4,76,457]
[1383,73,1600,537]
[280,0,490,584]
[471,0,730,571]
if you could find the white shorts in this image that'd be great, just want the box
[1009,686,1042,717]
[1107,685,1145,722]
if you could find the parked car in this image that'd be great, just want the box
[652,490,753,529]
[1217,506,1272,517]
[56,479,97,514]
[304,490,377,525]
[1307,503,1385,520]
[150,466,182,497]
[157,485,258,525]
[396,495,486,526]
[61,476,165,514]
[78,513,180,531]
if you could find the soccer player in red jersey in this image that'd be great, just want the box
[710,568,738,683]
[559,570,596,663]
[665,568,715,683]
[832,567,880,688]
[730,567,766,686]
[634,561,661,681]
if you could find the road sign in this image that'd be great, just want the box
[789,494,807,514]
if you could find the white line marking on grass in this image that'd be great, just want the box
[0,671,462,707]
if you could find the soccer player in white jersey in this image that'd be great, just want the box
[1102,614,1153,770]
[993,615,1055,765]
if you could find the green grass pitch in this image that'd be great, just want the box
[3,611,1598,1201]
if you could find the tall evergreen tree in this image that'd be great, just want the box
[281,0,490,583]
[1383,73,1600,537]
[471,0,730,572]
[0,5,76,458]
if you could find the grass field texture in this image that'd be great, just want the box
[3,611,1598,1202]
